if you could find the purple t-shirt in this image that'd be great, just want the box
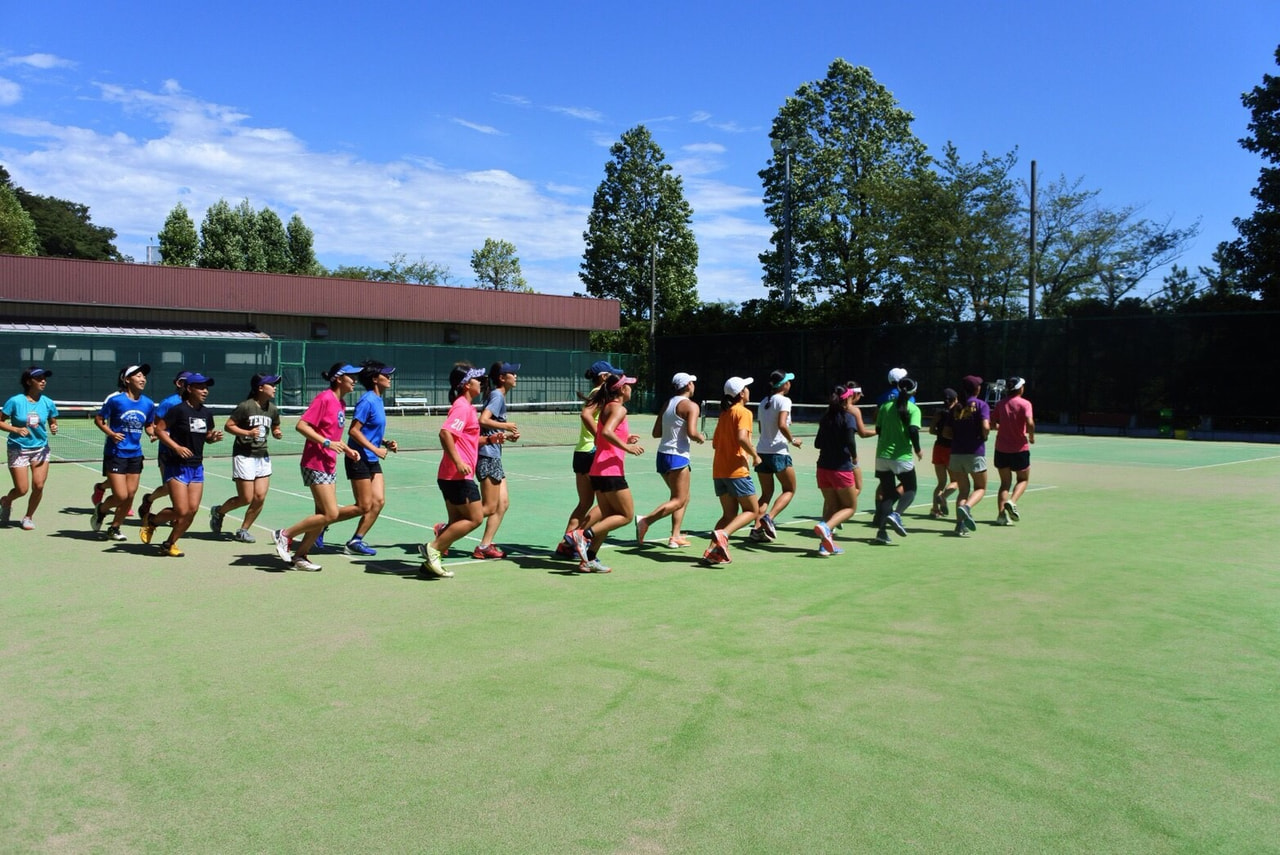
[950,397,990,455]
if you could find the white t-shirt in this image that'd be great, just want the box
[756,393,792,454]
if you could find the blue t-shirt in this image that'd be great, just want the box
[155,393,182,420]
[352,391,387,463]
[3,394,59,451]
[477,389,508,459]
[99,392,156,459]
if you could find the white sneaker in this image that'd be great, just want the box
[233,529,256,543]
[21,517,36,531]
[292,556,322,572]
[1006,503,1020,522]
[419,544,453,578]
[272,529,292,563]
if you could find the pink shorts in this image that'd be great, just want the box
[816,467,856,490]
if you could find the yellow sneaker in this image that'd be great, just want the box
[161,541,184,557]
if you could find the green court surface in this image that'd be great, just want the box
[2,434,1278,852]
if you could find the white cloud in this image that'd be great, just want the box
[0,78,19,106]
[548,105,605,122]
[452,117,504,135]
[493,93,530,106]
[7,53,75,70]
[690,111,712,123]
[709,120,751,133]
[683,142,726,154]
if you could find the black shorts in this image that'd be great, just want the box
[437,478,481,506]
[103,455,144,476]
[590,475,629,493]
[572,450,596,475]
[345,456,383,481]
[993,449,1031,472]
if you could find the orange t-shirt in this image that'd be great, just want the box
[712,403,753,478]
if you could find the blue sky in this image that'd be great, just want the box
[2,0,1276,304]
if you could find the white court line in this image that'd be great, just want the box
[1177,455,1280,472]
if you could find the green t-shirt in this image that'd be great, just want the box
[229,398,281,458]
[874,399,921,461]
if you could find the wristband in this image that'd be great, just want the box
[323,439,331,449]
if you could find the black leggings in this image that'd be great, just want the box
[875,467,917,527]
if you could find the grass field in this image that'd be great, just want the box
[3,433,1278,853]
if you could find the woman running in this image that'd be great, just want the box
[0,366,59,531]
[143,373,223,557]
[556,360,620,558]
[929,388,959,518]
[636,371,704,549]
[754,369,802,541]
[270,363,362,571]
[991,375,1035,525]
[812,382,875,555]
[565,373,644,573]
[92,364,155,541]
[705,376,761,565]
[135,369,191,525]
[947,375,991,537]
[209,372,283,544]
[419,363,500,579]
[871,376,923,545]
[342,361,399,556]
[475,361,522,560]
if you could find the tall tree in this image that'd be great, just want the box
[257,207,290,273]
[198,199,243,269]
[157,203,198,266]
[581,125,699,326]
[286,213,317,275]
[234,199,266,271]
[1215,45,1280,306]
[13,190,122,260]
[0,181,40,255]
[760,59,929,307]
[471,238,530,291]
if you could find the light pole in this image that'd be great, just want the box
[771,137,794,308]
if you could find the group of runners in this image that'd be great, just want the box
[1,359,1034,576]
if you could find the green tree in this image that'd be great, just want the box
[234,199,266,271]
[901,145,1025,322]
[14,191,122,260]
[198,199,243,269]
[471,238,530,291]
[760,59,929,307]
[286,214,318,275]
[581,125,699,327]
[1215,45,1280,306]
[0,181,40,255]
[325,253,452,284]
[157,203,198,266]
[257,207,290,273]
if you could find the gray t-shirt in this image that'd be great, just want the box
[478,389,507,459]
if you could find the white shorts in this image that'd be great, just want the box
[874,457,915,475]
[7,445,49,469]
[232,455,273,481]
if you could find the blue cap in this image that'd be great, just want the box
[499,362,521,374]
[184,372,215,386]
[586,359,623,379]
[252,373,282,387]
[331,364,362,378]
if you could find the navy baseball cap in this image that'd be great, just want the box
[499,362,521,374]
[585,359,623,379]
[252,373,282,387]
[184,372,215,386]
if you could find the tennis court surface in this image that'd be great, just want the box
[3,434,1278,851]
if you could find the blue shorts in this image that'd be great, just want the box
[656,452,690,475]
[755,453,793,474]
[714,476,756,498]
[162,462,204,484]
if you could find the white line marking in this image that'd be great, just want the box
[1177,455,1280,472]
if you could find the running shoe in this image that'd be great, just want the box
[472,544,505,560]
[667,535,691,549]
[580,557,612,574]
[161,541,184,558]
[91,482,105,507]
[21,517,36,531]
[874,531,893,545]
[91,505,108,533]
[139,514,155,545]
[0,496,10,525]
[107,525,126,542]
[210,506,225,534]
[747,527,767,543]
[938,496,949,517]
[137,495,153,524]
[955,524,970,538]
[315,529,326,551]
[418,544,453,578]
[887,512,908,537]
[818,544,845,556]
[958,503,976,532]
[233,529,256,544]
[996,512,1010,526]
[814,522,836,553]
[761,513,777,540]
[554,540,576,559]
[712,529,731,562]
[635,515,650,544]
[345,539,377,556]
[292,556,322,572]
[567,530,590,564]
[702,544,731,565]
[1006,502,1020,522]
[433,522,448,538]
[272,529,292,563]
